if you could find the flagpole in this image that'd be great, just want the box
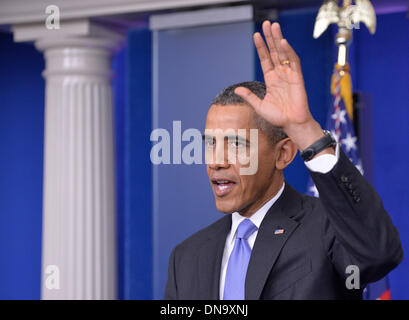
[313,0,377,120]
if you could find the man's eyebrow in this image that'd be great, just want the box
[202,134,248,143]
[226,135,248,143]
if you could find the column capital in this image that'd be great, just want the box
[13,19,125,79]
[12,18,124,53]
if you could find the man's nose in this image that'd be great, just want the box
[207,143,230,170]
[208,160,229,170]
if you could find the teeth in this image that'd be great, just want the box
[217,180,230,184]
[218,185,228,190]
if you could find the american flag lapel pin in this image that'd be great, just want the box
[274,227,285,235]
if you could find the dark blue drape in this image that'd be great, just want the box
[0,33,44,299]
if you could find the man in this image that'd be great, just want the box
[164,21,403,299]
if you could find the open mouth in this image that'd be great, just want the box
[211,179,236,197]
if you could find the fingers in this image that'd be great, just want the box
[253,32,274,74]
[260,21,290,67]
[255,21,302,77]
[280,38,301,73]
[270,22,289,65]
[262,21,280,67]
[234,87,262,110]
[257,21,302,66]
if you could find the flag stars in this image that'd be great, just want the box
[331,109,347,124]
[341,132,357,153]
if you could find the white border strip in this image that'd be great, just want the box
[151,28,161,299]
[0,0,247,25]
[149,5,253,30]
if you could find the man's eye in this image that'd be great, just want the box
[205,139,215,147]
[230,140,245,147]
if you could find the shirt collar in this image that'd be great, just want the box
[229,182,285,245]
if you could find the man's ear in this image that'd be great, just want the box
[275,138,298,170]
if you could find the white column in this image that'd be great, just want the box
[38,36,120,300]
[20,26,123,299]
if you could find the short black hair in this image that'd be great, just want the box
[211,81,287,144]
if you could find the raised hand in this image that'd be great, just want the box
[235,21,326,151]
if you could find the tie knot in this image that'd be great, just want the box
[236,219,257,240]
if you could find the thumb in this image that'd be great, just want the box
[234,87,262,110]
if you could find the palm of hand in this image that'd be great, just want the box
[235,21,312,131]
[260,65,309,128]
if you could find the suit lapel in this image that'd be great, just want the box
[198,215,231,299]
[245,183,303,300]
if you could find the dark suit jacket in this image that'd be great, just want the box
[164,149,403,299]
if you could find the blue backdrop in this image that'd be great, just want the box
[353,11,409,299]
[0,33,44,299]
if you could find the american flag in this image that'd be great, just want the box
[305,64,391,300]
[306,66,362,199]
[274,228,285,235]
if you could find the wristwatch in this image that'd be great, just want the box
[300,130,336,161]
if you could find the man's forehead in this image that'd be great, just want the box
[205,104,256,129]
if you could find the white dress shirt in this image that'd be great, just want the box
[219,144,340,299]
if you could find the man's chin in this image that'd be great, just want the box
[215,200,238,214]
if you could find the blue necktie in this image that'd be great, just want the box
[223,219,258,300]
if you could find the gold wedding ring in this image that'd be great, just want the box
[281,59,291,66]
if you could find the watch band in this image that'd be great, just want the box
[300,130,336,161]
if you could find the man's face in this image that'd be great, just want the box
[205,104,278,215]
